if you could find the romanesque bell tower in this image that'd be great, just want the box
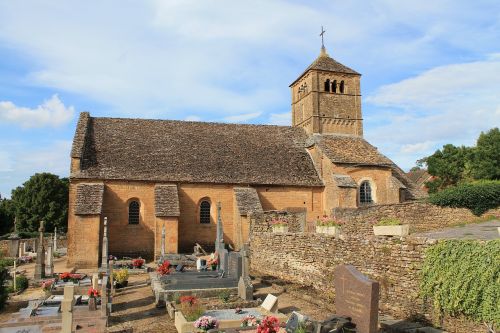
[290,46,363,136]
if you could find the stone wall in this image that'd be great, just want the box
[248,211,490,333]
[0,236,68,257]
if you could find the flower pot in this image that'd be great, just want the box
[272,225,288,233]
[115,280,129,289]
[88,297,97,311]
[373,225,410,236]
[211,264,217,271]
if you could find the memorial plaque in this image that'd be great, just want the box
[334,265,379,333]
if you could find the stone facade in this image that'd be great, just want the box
[248,211,492,333]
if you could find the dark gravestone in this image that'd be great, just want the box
[219,249,229,276]
[334,265,379,333]
[228,252,242,278]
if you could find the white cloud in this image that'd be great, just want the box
[0,95,74,128]
[400,141,434,154]
[222,112,262,123]
[184,115,201,122]
[268,112,291,126]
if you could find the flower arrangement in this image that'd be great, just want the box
[132,258,145,268]
[157,260,171,276]
[270,216,289,227]
[59,272,84,282]
[18,256,33,264]
[207,257,218,270]
[113,269,129,283]
[87,287,100,298]
[194,316,219,331]
[316,215,343,227]
[241,315,260,327]
[40,279,54,291]
[257,316,280,333]
[180,295,198,306]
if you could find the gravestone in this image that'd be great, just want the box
[61,285,75,333]
[215,202,225,253]
[161,223,166,258]
[285,311,308,333]
[228,252,242,278]
[100,217,109,271]
[46,245,54,276]
[219,249,229,276]
[53,227,57,252]
[34,221,45,280]
[261,293,278,313]
[334,265,379,333]
[238,244,253,300]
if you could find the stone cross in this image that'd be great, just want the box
[92,274,99,290]
[61,285,75,333]
[34,221,45,280]
[161,223,166,258]
[12,260,17,292]
[320,26,326,47]
[46,245,54,276]
[53,227,57,252]
[100,217,109,271]
[215,202,224,252]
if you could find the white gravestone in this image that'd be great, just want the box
[261,294,279,313]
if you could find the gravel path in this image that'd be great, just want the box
[412,220,500,240]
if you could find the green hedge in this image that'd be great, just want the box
[420,240,500,328]
[0,267,8,310]
[428,180,500,216]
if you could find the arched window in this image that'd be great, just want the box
[339,81,345,93]
[332,80,337,93]
[324,79,330,92]
[359,181,373,205]
[200,200,211,224]
[128,201,140,224]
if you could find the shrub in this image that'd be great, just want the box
[420,240,500,331]
[181,297,205,321]
[0,267,8,310]
[428,180,500,216]
[218,289,231,303]
[14,275,29,292]
[113,269,129,284]
[376,218,402,226]
[0,257,15,268]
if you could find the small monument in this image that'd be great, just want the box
[53,227,57,253]
[238,244,253,301]
[215,202,225,252]
[100,217,109,272]
[61,285,75,333]
[34,220,45,280]
[334,265,379,333]
[46,244,54,276]
[161,222,166,259]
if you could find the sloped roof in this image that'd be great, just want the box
[316,134,393,166]
[71,113,323,187]
[154,185,180,217]
[406,169,432,187]
[290,47,360,86]
[74,183,104,215]
[234,187,263,216]
[391,166,427,200]
[390,176,407,189]
[333,174,357,188]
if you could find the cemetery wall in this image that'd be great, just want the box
[333,201,494,236]
[249,211,489,333]
[0,237,67,257]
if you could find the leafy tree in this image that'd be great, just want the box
[11,173,69,232]
[470,128,500,180]
[0,196,15,236]
[418,144,473,192]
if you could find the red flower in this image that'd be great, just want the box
[257,316,280,333]
[179,295,197,306]
[132,258,145,268]
[157,260,171,276]
[87,288,100,298]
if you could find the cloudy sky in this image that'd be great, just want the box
[0,1,499,197]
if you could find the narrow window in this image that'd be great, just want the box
[359,181,373,205]
[128,201,140,224]
[324,79,330,92]
[303,83,308,94]
[200,200,211,224]
[332,80,337,93]
[340,81,345,93]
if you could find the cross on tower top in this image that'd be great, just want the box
[319,26,326,47]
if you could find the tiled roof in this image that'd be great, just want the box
[390,176,407,189]
[154,185,180,217]
[71,113,323,187]
[74,183,104,215]
[391,166,427,200]
[234,187,263,216]
[333,174,357,188]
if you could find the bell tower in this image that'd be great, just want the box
[290,43,363,136]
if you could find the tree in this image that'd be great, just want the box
[0,197,15,236]
[418,144,473,192]
[11,173,69,232]
[470,128,500,180]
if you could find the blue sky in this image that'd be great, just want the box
[1,1,499,197]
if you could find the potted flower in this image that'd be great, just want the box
[157,260,171,276]
[373,218,409,236]
[87,287,99,311]
[241,315,260,327]
[207,257,218,271]
[270,216,289,233]
[194,315,219,332]
[113,269,129,288]
[257,316,280,333]
[132,258,145,269]
[316,215,342,236]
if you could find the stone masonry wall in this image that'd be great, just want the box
[249,210,491,333]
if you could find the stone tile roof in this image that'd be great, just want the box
[333,174,357,188]
[74,183,104,215]
[390,176,407,189]
[391,166,427,200]
[316,134,393,166]
[234,187,263,216]
[71,113,323,187]
[406,169,432,186]
[154,185,180,217]
[290,47,360,86]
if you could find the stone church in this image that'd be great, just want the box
[67,46,424,268]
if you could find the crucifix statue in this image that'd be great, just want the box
[319,26,326,48]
